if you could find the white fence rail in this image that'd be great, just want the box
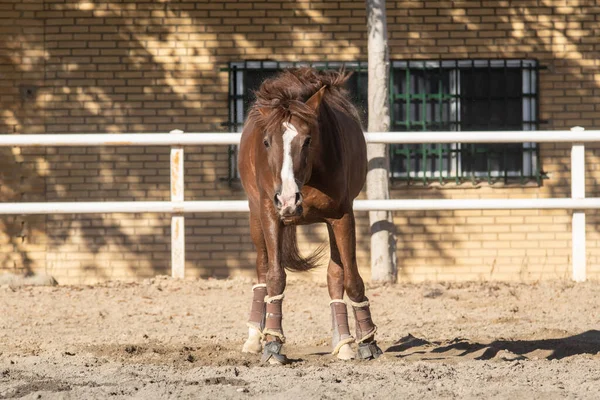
[0,127,597,281]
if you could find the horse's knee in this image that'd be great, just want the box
[344,275,365,302]
[267,267,285,281]
[326,261,344,296]
[266,267,286,294]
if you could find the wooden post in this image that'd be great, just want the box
[170,129,185,279]
[366,0,397,283]
[571,126,586,282]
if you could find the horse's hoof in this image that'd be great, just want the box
[242,327,263,354]
[261,341,289,365]
[336,343,355,360]
[356,341,383,360]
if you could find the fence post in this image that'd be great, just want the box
[571,126,586,282]
[170,129,185,278]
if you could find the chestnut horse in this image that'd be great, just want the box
[238,67,381,364]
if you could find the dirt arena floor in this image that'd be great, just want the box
[2,276,600,399]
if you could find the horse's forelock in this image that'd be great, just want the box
[250,66,360,133]
[253,99,317,135]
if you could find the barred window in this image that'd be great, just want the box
[389,60,541,185]
[225,60,542,185]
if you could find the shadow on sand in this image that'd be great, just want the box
[385,330,600,361]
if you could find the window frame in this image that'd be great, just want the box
[388,59,541,185]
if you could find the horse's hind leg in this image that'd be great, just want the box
[329,212,382,360]
[326,225,355,360]
[242,211,268,354]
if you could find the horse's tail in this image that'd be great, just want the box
[281,225,326,272]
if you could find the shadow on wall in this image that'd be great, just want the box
[0,0,364,282]
[1,0,599,282]
[382,0,600,282]
[0,149,45,275]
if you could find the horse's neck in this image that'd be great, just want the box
[311,106,344,179]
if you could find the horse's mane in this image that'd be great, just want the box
[249,67,362,133]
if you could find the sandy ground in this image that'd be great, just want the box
[1,276,600,399]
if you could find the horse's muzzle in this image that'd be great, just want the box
[275,191,303,218]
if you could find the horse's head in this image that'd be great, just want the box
[260,86,326,219]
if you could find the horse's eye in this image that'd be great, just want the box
[303,137,311,148]
[263,139,270,148]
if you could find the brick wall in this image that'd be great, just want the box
[1,0,600,283]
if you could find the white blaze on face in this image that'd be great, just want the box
[280,122,299,206]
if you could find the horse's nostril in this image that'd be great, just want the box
[295,192,302,205]
[274,192,282,208]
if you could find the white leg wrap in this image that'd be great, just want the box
[337,343,355,360]
[357,326,377,343]
[349,299,370,308]
[242,325,263,354]
[264,293,285,303]
[246,322,265,338]
[332,336,355,355]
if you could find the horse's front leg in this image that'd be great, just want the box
[330,211,382,360]
[242,211,268,354]
[259,201,289,364]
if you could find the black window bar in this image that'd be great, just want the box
[224,59,545,185]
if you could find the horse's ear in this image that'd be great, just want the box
[258,107,270,117]
[305,86,327,112]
